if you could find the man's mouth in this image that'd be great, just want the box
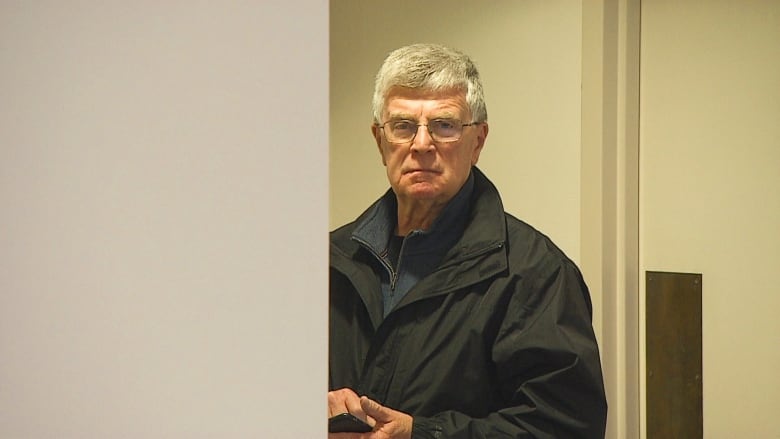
[404,168,439,174]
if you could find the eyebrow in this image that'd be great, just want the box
[386,112,461,121]
[386,112,417,121]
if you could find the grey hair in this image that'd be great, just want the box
[371,43,488,124]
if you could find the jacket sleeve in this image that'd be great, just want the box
[411,259,608,439]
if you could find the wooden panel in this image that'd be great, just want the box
[646,271,702,439]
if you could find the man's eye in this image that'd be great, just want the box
[434,119,457,130]
[391,121,415,131]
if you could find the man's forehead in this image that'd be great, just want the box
[386,85,466,101]
[384,86,469,116]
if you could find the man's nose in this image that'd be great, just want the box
[410,124,435,152]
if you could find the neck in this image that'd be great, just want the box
[395,199,446,236]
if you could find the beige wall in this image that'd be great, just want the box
[0,3,328,437]
[330,0,584,263]
[640,1,780,437]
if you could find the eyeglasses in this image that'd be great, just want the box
[378,119,480,143]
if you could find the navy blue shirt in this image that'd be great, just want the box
[351,172,475,317]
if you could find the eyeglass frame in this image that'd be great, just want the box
[376,118,482,144]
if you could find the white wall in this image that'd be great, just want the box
[640,1,780,437]
[0,3,328,437]
[330,0,584,263]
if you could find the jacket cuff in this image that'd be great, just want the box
[411,417,443,439]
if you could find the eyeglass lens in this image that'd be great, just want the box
[385,119,463,142]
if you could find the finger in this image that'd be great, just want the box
[328,388,359,416]
[327,393,337,417]
[327,391,343,417]
[359,396,390,423]
[346,396,367,422]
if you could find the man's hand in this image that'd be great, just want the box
[357,396,413,439]
[328,388,370,422]
[328,389,413,439]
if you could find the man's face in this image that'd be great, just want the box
[372,87,488,207]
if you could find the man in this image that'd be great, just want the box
[329,43,607,438]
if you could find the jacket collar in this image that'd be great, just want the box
[331,166,507,263]
[391,167,508,307]
[447,166,507,259]
[350,172,475,260]
[330,167,508,325]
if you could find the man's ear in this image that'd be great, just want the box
[371,124,387,166]
[471,122,489,165]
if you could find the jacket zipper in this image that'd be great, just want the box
[389,236,412,292]
[351,235,398,293]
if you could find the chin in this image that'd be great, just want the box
[403,184,444,200]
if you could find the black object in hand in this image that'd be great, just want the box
[328,412,372,433]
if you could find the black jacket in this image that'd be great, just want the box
[330,168,607,438]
